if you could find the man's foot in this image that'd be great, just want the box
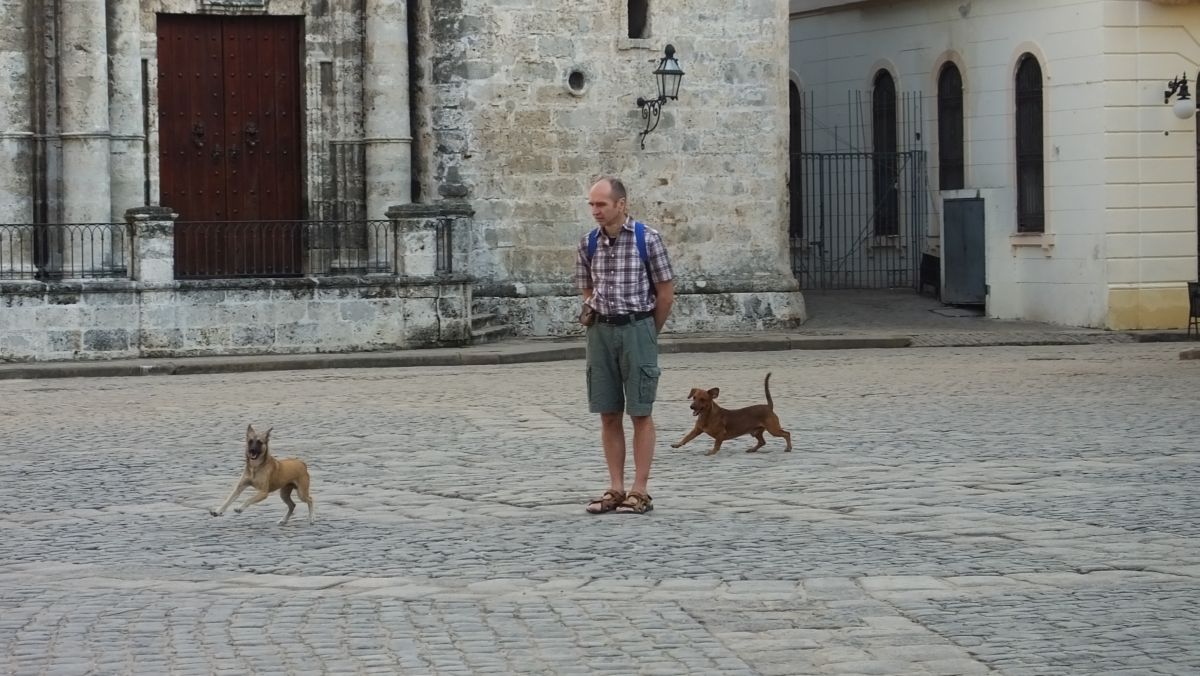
[585,489,626,514]
[614,490,653,514]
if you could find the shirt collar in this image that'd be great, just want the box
[601,217,635,241]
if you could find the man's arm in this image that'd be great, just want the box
[653,280,674,333]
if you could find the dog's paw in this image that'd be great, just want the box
[276,518,289,526]
[208,508,223,517]
[233,507,243,514]
[670,443,681,448]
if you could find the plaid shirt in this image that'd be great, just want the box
[574,218,674,316]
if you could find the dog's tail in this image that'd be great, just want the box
[764,372,773,409]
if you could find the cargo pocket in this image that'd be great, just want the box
[639,365,661,404]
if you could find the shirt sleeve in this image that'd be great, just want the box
[644,229,674,284]
[574,235,592,291]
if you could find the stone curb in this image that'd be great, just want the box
[0,335,913,381]
[0,332,1193,381]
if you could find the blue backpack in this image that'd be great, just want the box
[586,221,657,296]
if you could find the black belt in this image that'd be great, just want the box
[596,310,654,326]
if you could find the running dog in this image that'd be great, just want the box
[209,425,315,525]
[671,373,792,456]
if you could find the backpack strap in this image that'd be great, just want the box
[586,227,600,260]
[634,221,649,263]
[634,221,657,296]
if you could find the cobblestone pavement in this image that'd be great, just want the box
[1,343,1198,675]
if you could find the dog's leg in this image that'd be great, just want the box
[210,479,250,517]
[277,485,296,526]
[705,439,724,456]
[746,429,767,453]
[670,427,703,449]
[296,475,316,525]
[234,490,271,514]
[765,416,793,451]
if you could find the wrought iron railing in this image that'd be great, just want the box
[173,220,394,280]
[0,222,131,280]
[789,150,928,290]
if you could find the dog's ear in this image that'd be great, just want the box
[708,387,720,399]
[687,388,699,399]
[246,424,255,439]
[262,427,272,442]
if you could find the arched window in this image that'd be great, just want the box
[872,70,899,236]
[628,0,649,39]
[937,63,965,190]
[1015,54,1044,233]
[789,81,804,240]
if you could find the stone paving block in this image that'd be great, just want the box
[1,344,1198,675]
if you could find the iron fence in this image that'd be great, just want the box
[173,220,394,280]
[0,222,131,280]
[790,150,928,290]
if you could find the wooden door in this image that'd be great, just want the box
[157,14,303,278]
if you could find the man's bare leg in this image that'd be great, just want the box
[600,411,627,492]
[629,414,655,495]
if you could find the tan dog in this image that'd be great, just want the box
[671,372,792,456]
[209,425,315,525]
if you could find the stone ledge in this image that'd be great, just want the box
[1,274,472,296]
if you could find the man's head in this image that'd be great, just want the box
[588,177,628,229]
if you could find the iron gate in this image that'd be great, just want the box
[787,88,930,290]
[789,150,927,290]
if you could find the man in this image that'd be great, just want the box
[575,177,675,515]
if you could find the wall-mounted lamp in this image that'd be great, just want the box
[635,44,685,149]
[1165,72,1197,120]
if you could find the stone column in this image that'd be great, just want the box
[59,0,112,228]
[126,206,176,284]
[107,0,145,220]
[364,0,413,269]
[0,0,34,277]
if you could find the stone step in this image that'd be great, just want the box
[470,324,513,345]
[470,312,500,330]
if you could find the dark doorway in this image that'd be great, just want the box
[157,14,304,277]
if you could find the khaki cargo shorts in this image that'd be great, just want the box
[585,315,662,416]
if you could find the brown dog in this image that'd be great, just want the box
[209,425,315,525]
[671,372,792,456]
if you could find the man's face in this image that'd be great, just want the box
[588,182,626,228]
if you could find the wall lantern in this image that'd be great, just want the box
[635,44,685,149]
[1164,72,1197,120]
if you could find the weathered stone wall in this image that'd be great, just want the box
[421,0,805,333]
[0,277,471,362]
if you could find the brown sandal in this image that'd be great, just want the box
[585,489,626,514]
[614,490,653,514]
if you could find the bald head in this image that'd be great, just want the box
[588,177,629,231]
[592,177,627,202]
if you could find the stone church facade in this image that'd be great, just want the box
[0,0,804,361]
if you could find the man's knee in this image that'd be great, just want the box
[600,412,624,427]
